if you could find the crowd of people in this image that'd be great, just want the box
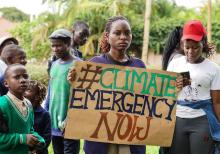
[0,16,219,154]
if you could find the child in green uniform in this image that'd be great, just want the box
[0,64,45,154]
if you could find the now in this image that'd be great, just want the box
[90,112,152,142]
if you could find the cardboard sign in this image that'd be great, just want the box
[65,61,178,146]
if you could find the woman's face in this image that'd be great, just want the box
[107,20,132,54]
[183,39,203,63]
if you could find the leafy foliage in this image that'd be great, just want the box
[9,0,220,61]
[11,21,51,60]
[150,18,184,54]
[26,62,49,86]
[0,7,29,22]
[212,21,220,51]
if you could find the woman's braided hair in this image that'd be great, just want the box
[99,16,129,53]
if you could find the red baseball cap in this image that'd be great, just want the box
[182,20,206,41]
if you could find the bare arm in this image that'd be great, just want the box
[211,90,220,121]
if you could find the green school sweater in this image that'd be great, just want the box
[0,95,45,154]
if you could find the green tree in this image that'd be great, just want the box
[199,0,220,51]
[0,7,29,22]
[11,0,220,61]
[11,14,53,60]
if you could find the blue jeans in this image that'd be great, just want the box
[52,136,80,154]
[214,142,220,154]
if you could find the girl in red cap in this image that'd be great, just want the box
[167,20,220,154]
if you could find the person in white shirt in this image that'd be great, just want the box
[167,20,220,154]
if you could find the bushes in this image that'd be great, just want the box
[212,21,220,51]
[149,18,184,54]
[10,0,220,61]
[26,62,49,86]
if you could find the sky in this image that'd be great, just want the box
[174,0,206,8]
[0,0,48,15]
[0,0,207,15]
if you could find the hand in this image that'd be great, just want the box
[30,149,37,154]
[183,76,191,87]
[67,67,76,83]
[176,74,191,92]
[26,134,39,147]
[58,116,67,132]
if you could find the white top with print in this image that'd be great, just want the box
[167,56,220,118]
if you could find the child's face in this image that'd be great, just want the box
[73,27,89,46]
[24,86,39,108]
[4,66,29,99]
[10,51,27,65]
[51,39,70,59]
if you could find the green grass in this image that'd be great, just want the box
[146,146,159,154]
[48,140,85,153]
[48,141,159,154]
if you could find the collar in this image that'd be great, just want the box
[105,53,132,66]
[7,92,25,105]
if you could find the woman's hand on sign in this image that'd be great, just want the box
[67,67,76,83]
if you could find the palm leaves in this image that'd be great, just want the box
[12,0,220,60]
[35,0,134,56]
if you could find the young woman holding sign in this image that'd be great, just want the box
[167,20,220,154]
[83,16,146,154]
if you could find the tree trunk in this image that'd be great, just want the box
[142,0,152,65]
[207,0,212,42]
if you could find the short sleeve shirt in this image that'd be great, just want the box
[167,56,220,118]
